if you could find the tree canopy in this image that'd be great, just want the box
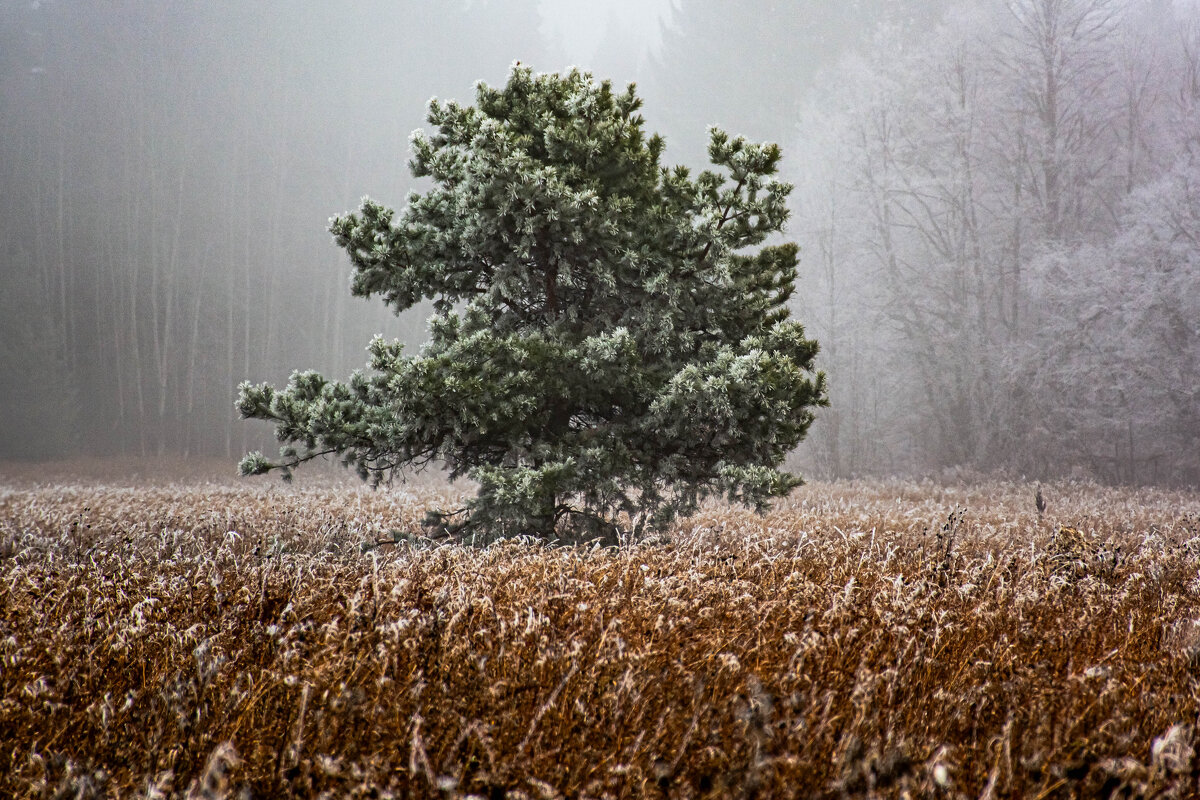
[237,66,826,541]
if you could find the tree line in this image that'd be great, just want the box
[788,0,1200,484]
[0,0,546,459]
[2,0,1196,485]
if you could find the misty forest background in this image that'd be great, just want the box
[2,0,1197,485]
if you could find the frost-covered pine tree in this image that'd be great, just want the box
[237,66,826,542]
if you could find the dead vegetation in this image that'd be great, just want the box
[1,475,1199,798]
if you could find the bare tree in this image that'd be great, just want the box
[997,0,1124,241]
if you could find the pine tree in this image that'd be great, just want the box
[237,66,826,542]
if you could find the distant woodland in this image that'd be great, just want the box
[2,0,1196,484]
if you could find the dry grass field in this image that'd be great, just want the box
[2,463,1199,798]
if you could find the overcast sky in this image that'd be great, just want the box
[539,0,675,63]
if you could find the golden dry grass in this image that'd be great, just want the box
[2,472,1199,798]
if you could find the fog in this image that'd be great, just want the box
[2,0,1197,484]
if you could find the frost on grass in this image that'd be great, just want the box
[1,478,1199,797]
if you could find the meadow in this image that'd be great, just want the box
[2,463,1199,798]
